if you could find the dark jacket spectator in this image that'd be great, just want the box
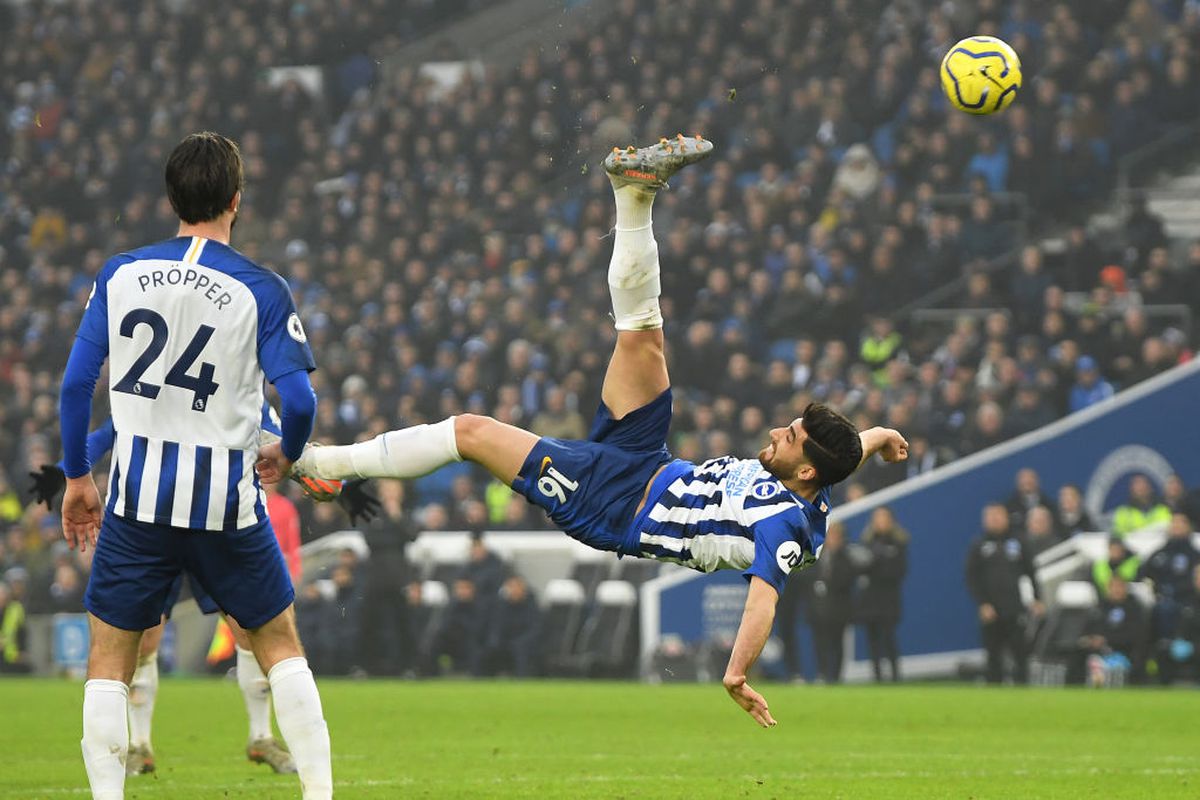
[856,508,908,682]
[1006,468,1054,531]
[965,503,1043,684]
[1055,483,1098,538]
[1077,576,1150,684]
[804,523,855,684]
[483,575,542,677]
[1138,513,1200,604]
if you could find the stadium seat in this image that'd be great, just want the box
[1030,581,1099,685]
[410,581,449,675]
[540,579,586,677]
[569,560,612,599]
[615,558,662,586]
[572,580,639,678]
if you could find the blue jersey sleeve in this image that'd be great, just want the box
[75,257,126,351]
[255,273,315,383]
[744,510,813,596]
[60,338,108,478]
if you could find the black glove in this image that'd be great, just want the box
[336,479,381,526]
[28,464,67,510]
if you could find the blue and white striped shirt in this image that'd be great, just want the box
[74,236,315,531]
[627,457,830,593]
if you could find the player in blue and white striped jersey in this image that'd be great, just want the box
[258,136,909,728]
[59,132,332,799]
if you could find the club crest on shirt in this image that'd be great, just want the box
[287,313,307,343]
[752,481,781,500]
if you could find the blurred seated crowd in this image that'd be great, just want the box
[2,1,1200,675]
[967,466,1200,687]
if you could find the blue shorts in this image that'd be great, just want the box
[85,514,294,631]
[162,573,221,619]
[513,389,673,554]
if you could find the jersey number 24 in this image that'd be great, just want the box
[112,308,220,412]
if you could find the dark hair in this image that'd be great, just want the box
[164,132,243,224]
[800,402,862,487]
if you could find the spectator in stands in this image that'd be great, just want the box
[358,480,418,676]
[1076,576,1150,685]
[1004,383,1056,438]
[1163,474,1200,523]
[856,507,908,683]
[1093,537,1141,597]
[1139,512,1200,644]
[0,579,29,673]
[1024,506,1061,560]
[295,582,335,675]
[430,578,487,676]
[774,567,807,684]
[1160,565,1200,684]
[1055,483,1097,538]
[804,523,855,684]
[1069,356,1115,413]
[329,563,363,675]
[965,503,1044,684]
[462,532,507,604]
[483,575,541,677]
[1006,469,1054,531]
[1112,474,1172,537]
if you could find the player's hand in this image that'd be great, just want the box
[723,674,777,728]
[28,464,67,510]
[255,441,292,485]
[1030,600,1046,618]
[337,479,381,525]
[62,475,102,553]
[878,429,909,463]
[979,603,997,623]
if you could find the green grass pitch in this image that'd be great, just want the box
[2,678,1196,799]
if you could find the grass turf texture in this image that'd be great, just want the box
[2,679,1196,799]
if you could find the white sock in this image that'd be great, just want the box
[127,653,158,749]
[268,657,332,800]
[81,679,128,800]
[302,417,461,480]
[608,182,662,331]
[237,646,273,742]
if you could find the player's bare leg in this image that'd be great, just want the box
[601,136,712,417]
[81,615,143,799]
[126,618,165,775]
[229,616,297,773]
[243,605,331,799]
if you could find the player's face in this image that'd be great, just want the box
[759,417,816,483]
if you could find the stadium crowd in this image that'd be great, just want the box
[2,0,1200,673]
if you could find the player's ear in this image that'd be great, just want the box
[796,463,818,483]
[229,190,242,215]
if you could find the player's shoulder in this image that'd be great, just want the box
[200,242,294,302]
[99,238,184,279]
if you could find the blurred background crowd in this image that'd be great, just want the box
[1,0,1199,677]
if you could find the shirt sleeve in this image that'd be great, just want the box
[744,511,811,595]
[75,256,128,350]
[256,273,316,383]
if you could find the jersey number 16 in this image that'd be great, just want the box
[113,308,220,412]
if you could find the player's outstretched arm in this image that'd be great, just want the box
[857,427,909,470]
[723,576,779,728]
